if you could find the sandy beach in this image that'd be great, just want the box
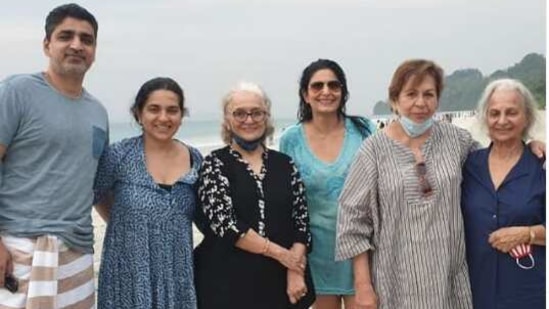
[91,110,546,282]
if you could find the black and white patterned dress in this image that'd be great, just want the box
[194,146,313,309]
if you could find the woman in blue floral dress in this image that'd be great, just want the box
[94,77,202,309]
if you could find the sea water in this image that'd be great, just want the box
[109,117,298,153]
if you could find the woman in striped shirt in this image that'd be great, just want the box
[336,59,474,309]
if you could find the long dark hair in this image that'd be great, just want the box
[297,59,372,138]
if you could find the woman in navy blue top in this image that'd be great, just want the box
[462,79,545,309]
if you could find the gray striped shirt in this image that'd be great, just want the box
[336,122,474,309]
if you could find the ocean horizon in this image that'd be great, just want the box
[109,117,299,154]
[107,110,488,154]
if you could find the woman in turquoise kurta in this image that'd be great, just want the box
[279,59,374,309]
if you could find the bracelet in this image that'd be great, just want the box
[528,227,536,245]
[261,238,270,255]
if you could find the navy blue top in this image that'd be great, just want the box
[461,145,545,309]
[94,136,203,309]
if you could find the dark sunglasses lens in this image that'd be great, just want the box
[309,81,342,92]
[309,82,324,91]
[415,162,432,196]
[421,183,432,194]
[416,162,426,175]
[327,81,342,91]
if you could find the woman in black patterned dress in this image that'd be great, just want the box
[194,82,315,309]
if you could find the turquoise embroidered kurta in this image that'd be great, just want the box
[280,118,374,294]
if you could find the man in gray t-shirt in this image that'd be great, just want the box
[0,4,107,305]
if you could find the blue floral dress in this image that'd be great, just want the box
[94,136,203,309]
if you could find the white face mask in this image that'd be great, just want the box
[399,116,434,138]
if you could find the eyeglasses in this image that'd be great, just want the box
[415,162,433,196]
[309,80,342,92]
[232,109,268,123]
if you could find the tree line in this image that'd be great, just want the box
[373,53,546,115]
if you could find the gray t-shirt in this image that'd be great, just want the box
[0,73,109,253]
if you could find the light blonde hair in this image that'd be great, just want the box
[220,82,275,145]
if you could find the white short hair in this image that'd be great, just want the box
[220,81,275,145]
[476,78,538,139]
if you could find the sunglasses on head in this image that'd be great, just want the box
[415,161,433,196]
[308,80,342,92]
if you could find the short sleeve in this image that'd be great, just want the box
[197,153,250,244]
[278,125,299,157]
[278,132,291,155]
[93,142,122,204]
[0,80,22,147]
[188,145,204,179]
[336,139,378,261]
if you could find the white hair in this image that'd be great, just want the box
[220,81,275,144]
[476,78,538,139]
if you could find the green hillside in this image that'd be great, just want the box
[373,53,546,115]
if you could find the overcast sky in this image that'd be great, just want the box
[0,0,545,122]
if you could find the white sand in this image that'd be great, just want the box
[91,110,546,279]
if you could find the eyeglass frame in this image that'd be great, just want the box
[415,161,433,196]
[231,109,269,123]
[308,80,342,92]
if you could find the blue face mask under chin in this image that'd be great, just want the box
[399,116,434,138]
[232,134,263,151]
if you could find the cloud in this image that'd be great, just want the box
[0,0,545,121]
